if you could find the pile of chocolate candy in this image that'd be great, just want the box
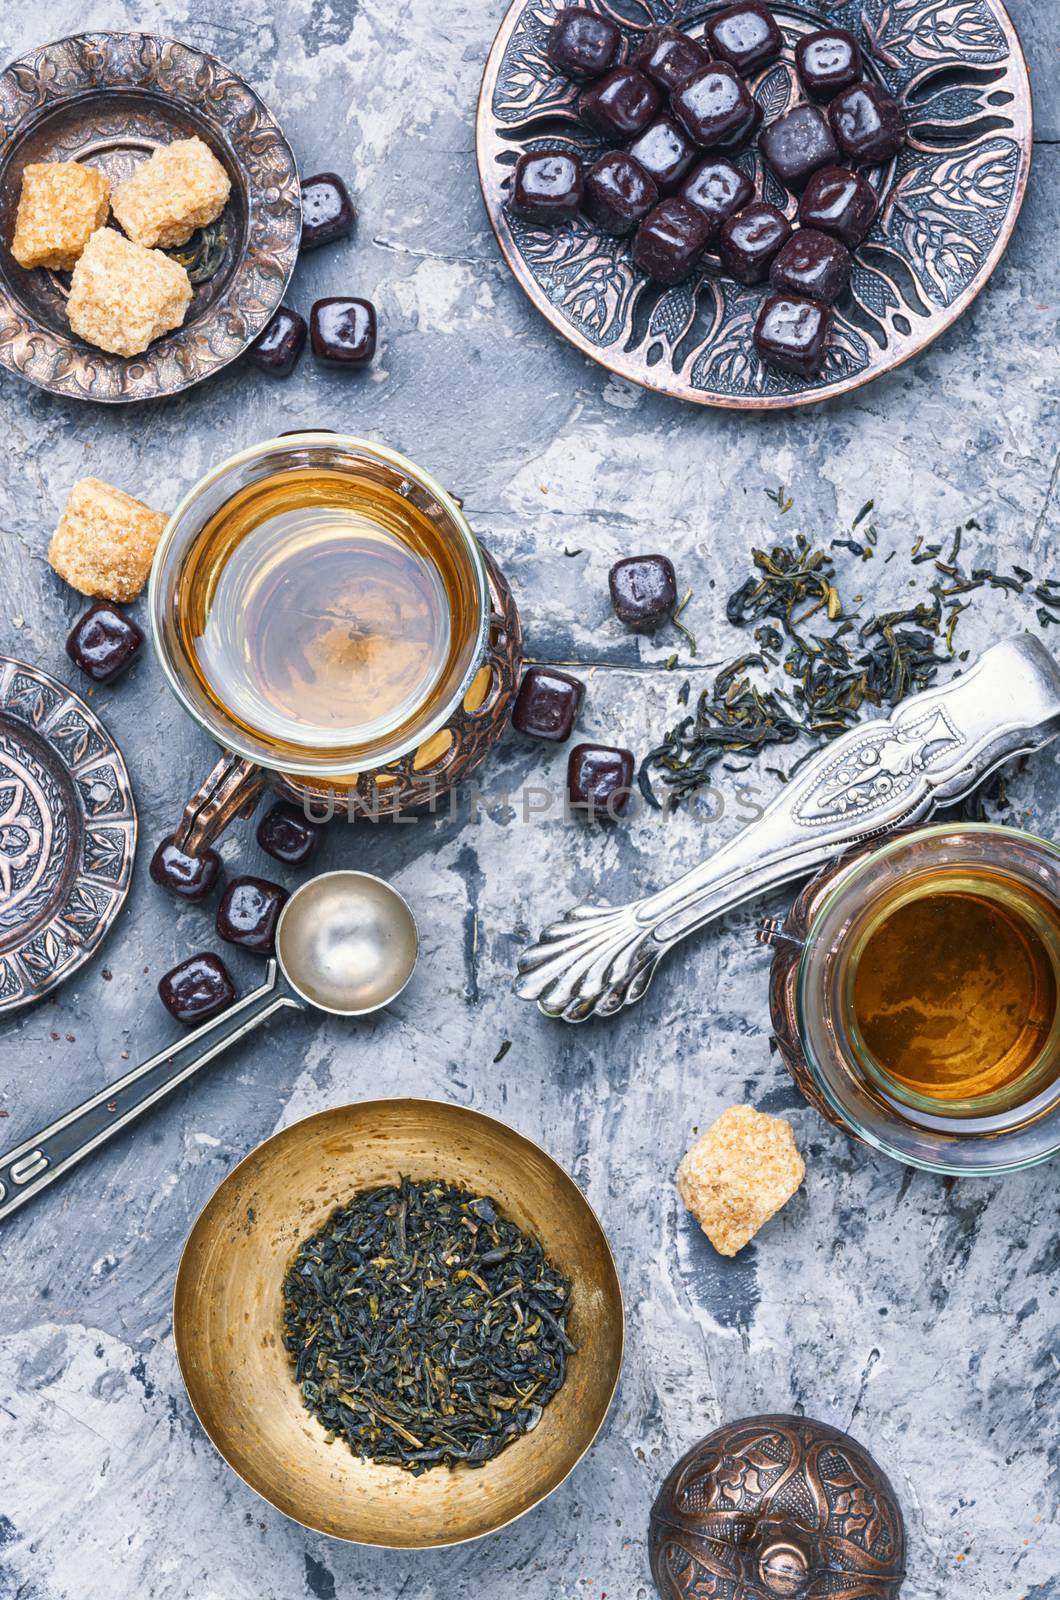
[509,2,906,378]
[246,172,377,377]
[511,551,680,818]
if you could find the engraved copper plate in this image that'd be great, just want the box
[0,658,136,1013]
[476,0,1033,409]
[0,32,301,404]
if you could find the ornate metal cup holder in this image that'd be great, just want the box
[171,546,523,854]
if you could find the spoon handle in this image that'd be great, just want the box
[515,634,1060,1022]
[0,963,301,1225]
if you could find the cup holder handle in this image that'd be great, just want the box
[173,751,267,856]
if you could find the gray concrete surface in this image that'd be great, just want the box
[1,1,1058,1596]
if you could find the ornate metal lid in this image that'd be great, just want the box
[650,1414,906,1598]
[0,658,136,1012]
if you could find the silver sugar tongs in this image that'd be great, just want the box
[515,634,1060,1022]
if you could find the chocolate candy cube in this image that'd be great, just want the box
[256,802,321,866]
[754,294,832,377]
[216,875,289,955]
[759,103,839,189]
[799,166,878,248]
[158,952,235,1025]
[568,744,635,816]
[584,151,657,236]
[609,554,678,628]
[680,157,754,232]
[719,203,791,283]
[512,666,585,742]
[510,149,583,225]
[769,228,851,303]
[672,64,757,149]
[65,601,144,684]
[703,95,762,152]
[247,305,307,377]
[632,26,711,92]
[547,7,623,80]
[632,197,712,285]
[795,28,863,100]
[627,118,697,194]
[828,82,905,163]
[150,835,223,902]
[579,68,660,139]
[310,297,377,366]
[705,2,783,74]
[300,172,356,250]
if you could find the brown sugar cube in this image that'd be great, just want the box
[111,136,231,249]
[67,227,192,357]
[48,477,168,603]
[676,1103,805,1258]
[11,161,110,271]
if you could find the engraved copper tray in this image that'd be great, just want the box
[476,0,1033,409]
[0,32,301,404]
[0,658,136,1013]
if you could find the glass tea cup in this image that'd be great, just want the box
[765,824,1060,1176]
[149,432,520,854]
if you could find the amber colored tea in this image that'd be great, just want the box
[176,467,477,753]
[850,869,1060,1110]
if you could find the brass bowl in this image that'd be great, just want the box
[173,1099,624,1546]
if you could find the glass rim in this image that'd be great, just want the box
[795,822,1060,1176]
[147,431,490,777]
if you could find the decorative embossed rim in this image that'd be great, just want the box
[0,657,136,1014]
[0,32,301,404]
[476,0,1033,410]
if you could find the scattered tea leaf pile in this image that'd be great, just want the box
[641,500,1060,809]
[282,1176,574,1474]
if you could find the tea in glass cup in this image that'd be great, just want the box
[766,825,1060,1174]
[150,434,520,852]
[849,863,1060,1115]
[175,464,479,757]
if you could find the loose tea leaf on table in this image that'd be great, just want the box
[169,223,231,284]
[640,507,1058,809]
[282,1176,574,1474]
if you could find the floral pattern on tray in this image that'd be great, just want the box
[477,0,1032,408]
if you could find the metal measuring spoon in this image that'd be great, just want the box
[0,871,418,1224]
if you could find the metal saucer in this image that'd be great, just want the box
[0,657,135,1013]
[0,32,301,403]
